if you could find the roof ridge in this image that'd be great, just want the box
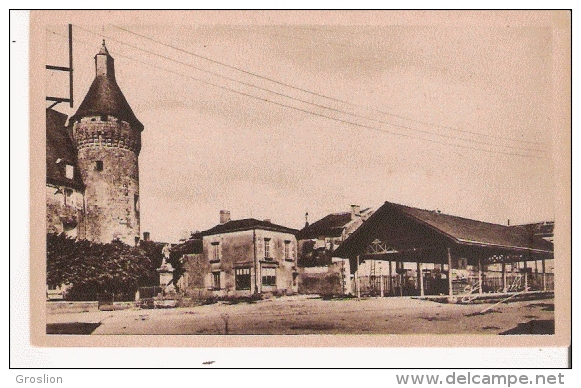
[387,201,514,228]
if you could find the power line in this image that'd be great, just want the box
[111,24,547,147]
[74,25,546,154]
[51,29,548,160]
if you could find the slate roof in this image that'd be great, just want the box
[70,50,143,131]
[200,218,298,236]
[394,203,553,252]
[333,201,554,258]
[509,221,554,240]
[46,108,84,190]
[296,212,352,239]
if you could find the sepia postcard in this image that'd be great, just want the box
[28,10,571,355]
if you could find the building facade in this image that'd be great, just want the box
[46,41,144,246]
[296,205,374,266]
[198,211,299,296]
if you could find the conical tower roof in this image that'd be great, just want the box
[71,42,143,131]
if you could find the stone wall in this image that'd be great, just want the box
[45,184,85,239]
[72,115,141,245]
[297,259,350,296]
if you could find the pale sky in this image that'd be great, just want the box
[45,14,560,243]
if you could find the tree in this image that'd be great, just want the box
[47,233,159,300]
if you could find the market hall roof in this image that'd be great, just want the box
[332,201,554,262]
[70,41,144,131]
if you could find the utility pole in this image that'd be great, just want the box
[46,24,73,109]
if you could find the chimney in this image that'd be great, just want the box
[351,205,361,220]
[263,219,271,223]
[219,210,231,224]
[507,219,510,226]
[143,231,150,242]
[305,212,309,227]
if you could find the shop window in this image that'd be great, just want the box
[262,267,276,286]
[235,268,251,290]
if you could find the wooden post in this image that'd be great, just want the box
[388,260,393,296]
[399,262,404,297]
[542,259,547,291]
[501,262,507,293]
[417,261,424,297]
[447,248,453,296]
[534,260,539,290]
[478,257,483,295]
[523,261,528,292]
[356,255,361,299]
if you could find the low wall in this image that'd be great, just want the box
[46,301,99,314]
[297,262,350,295]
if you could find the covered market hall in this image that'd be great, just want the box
[332,202,554,299]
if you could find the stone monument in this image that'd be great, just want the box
[157,243,175,293]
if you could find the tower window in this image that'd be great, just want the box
[95,161,103,171]
[65,164,74,179]
[134,194,140,212]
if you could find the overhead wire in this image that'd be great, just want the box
[73,25,545,154]
[111,24,547,147]
[74,25,547,155]
[50,28,549,160]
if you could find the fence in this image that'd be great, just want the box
[356,271,554,297]
[452,272,554,295]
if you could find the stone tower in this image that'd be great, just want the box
[70,41,143,245]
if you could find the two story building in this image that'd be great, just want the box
[199,211,299,296]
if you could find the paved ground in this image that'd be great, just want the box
[46,295,554,335]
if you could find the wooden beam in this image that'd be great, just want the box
[542,259,547,291]
[501,262,507,293]
[417,261,424,297]
[388,260,393,296]
[447,248,453,296]
[478,257,483,295]
[45,65,71,71]
[68,24,74,108]
[46,96,71,103]
[356,255,361,299]
[523,261,528,292]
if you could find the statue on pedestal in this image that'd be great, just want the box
[158,243,175,293]
[159,243,174,271]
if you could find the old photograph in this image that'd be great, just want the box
[32,11,570,344]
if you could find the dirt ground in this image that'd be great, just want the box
[46,295,554,335]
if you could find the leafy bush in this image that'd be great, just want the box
[47,233,159,300]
